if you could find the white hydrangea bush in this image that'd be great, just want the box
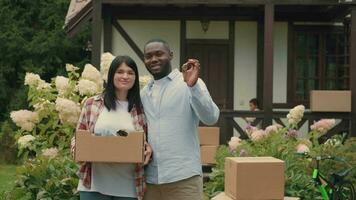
[11,52,151,160]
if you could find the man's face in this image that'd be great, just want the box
[144,42,172,80]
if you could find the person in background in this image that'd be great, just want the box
[244,98,260,125]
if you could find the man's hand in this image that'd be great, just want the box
[182,59,200,87]
[143,141,153,165]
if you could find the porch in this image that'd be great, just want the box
[65,0,356,143]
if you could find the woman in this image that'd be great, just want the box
[73,55,152,200]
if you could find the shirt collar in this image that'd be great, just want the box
[93,94,104,101]
[147,68,179,88]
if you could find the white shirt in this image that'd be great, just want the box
[77,100,137,197]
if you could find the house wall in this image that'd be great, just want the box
[110,19,291,136]
[112,20,181,76]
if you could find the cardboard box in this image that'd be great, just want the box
[198,127,220,145]
[225,157,285,200]
[200,145,218,165]
[310,90,351,112]
[75,130,144,163]
[212,192,233,200]
[212,193,299,200]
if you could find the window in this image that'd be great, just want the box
[290,26,349,106]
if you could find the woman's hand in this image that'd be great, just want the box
[143,141,153,165]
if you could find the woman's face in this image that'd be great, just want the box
[113,63,136,92]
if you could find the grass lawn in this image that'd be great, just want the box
[0,165,17,193]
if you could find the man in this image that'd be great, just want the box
[141,39,219,200]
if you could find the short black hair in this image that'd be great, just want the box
[144,39,171,52]
[249,98,259,108]
[103,55,142,112]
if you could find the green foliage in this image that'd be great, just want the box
[204,132,356,199]
[2,155,79,200]
[0,0,90,122]
[0,165,17,194]
[0,121,18,164]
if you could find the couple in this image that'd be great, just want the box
[74,39,220,200]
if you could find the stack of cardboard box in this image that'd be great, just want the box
[310,90,351,112]
[198,127,220,165]
[212,157,300,200]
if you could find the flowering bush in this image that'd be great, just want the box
[204,105,356,199]
[2,155,79,200]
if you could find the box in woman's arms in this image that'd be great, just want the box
[75,130,144,163]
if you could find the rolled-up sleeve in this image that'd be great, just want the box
[189,78,220,125]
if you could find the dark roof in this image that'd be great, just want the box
[64,0,355,36]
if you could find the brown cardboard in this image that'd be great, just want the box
[211,192,300,200]
[198,127,220,145]
[310,90,351,112]
[225,157,285,200]
[212,192,234,200]
[200,145,218,165]
[212,193,300,200]
[75,130,144,163]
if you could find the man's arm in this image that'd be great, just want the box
[189,79,220,125]
[182,59,220,125]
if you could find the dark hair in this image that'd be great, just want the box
[249,98,259,108]
[103,55,142,112]
[144,38,171,52]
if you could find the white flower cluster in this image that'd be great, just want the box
[139,75,152,89]
[24,72,50,90]
[65,64,79,72]
[76,79,98,96]
[79,64,103,95]
[100,52,115,82]
[55,97,81,126]
[42,147,59,159]
[24,73,41,87]
[287,105,305,126]
[296,143,310,153]
[33,100,53,112]
[228,136,241,151]
[55,76,69,96]
[310,119,336,134]
[18,135,35,148]
[10,110,39,131]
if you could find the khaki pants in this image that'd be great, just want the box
[144,175,203,200]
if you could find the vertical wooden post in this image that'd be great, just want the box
[91,0,102,69]
[262,3,274,128]
[350,8,356,137]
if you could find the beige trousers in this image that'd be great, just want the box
[143,175,203,200]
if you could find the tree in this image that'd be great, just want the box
[0,0,90,122]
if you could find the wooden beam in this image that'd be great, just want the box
[262,3,274,128]
[180,20,186,67]
[230,119,249,140]
[350,7,356,137]
[103,11,112,52]
[91,0,102,69]
[228,20,235,110]
[286,21,295,106]
[257,19,264,109]
[112,20,144,62]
